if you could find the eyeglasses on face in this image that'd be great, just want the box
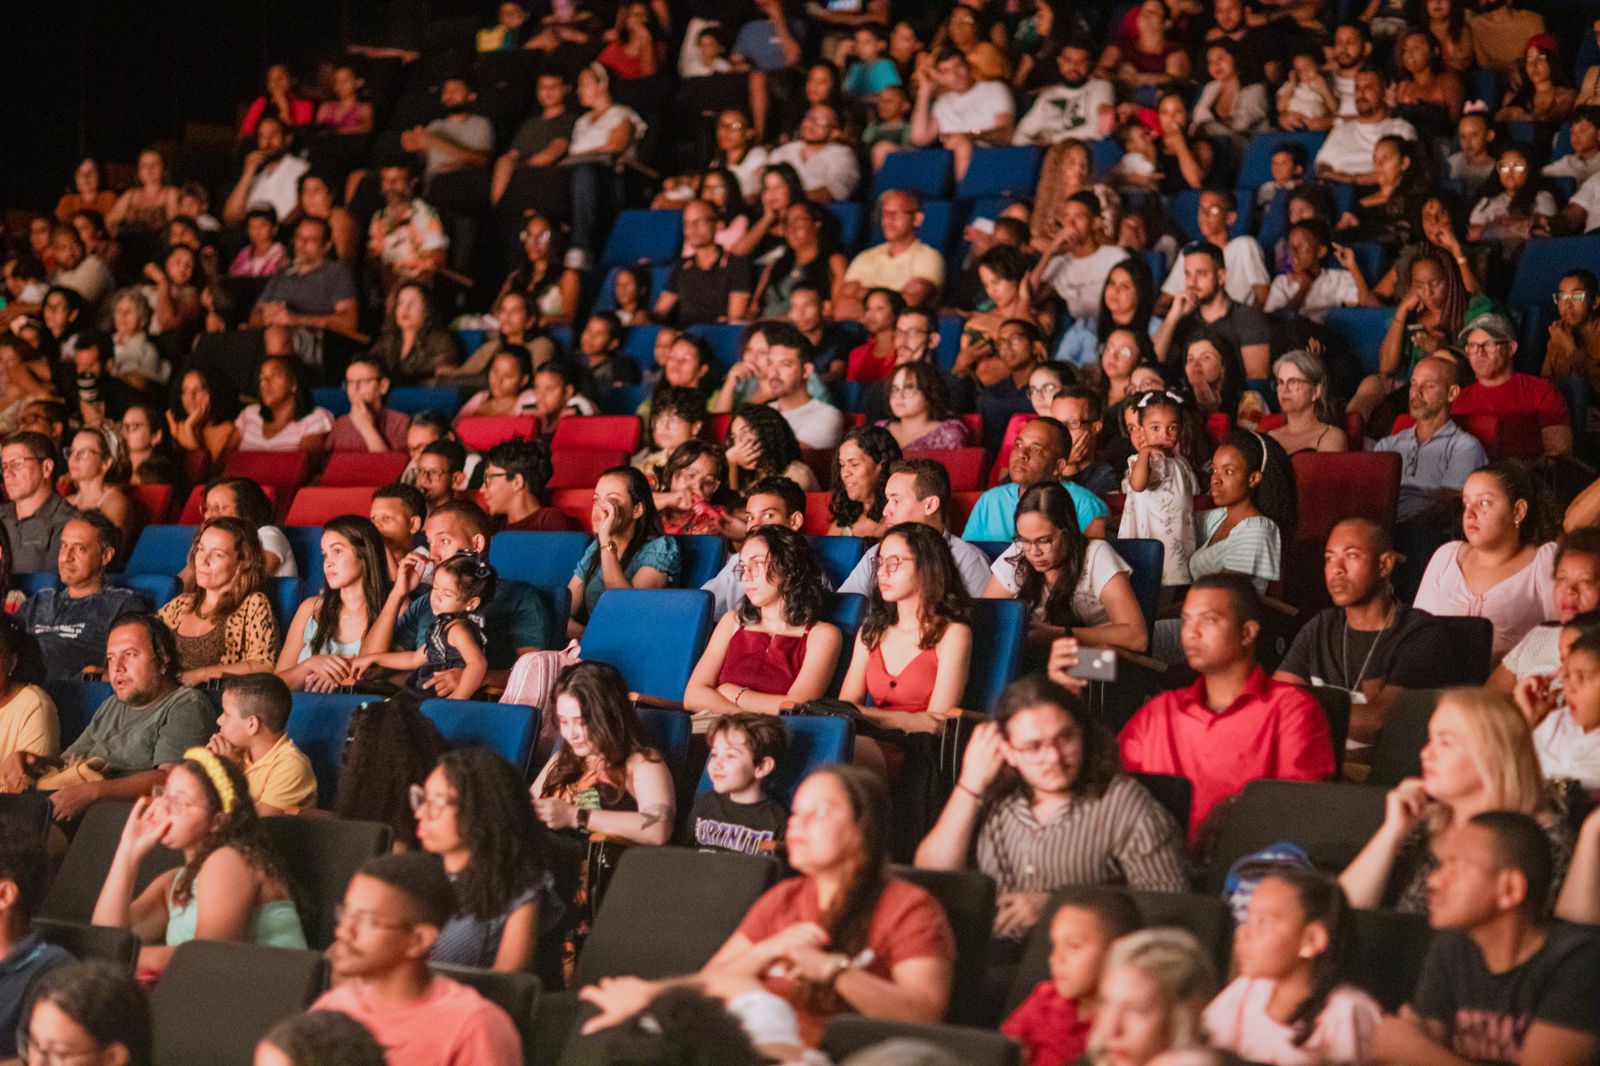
[408,783,456,817]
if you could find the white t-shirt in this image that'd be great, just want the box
[1262,268,1361,321]
[569,105,647,156]
[989,539,1132,626]
[1571,172,1600,233]
[932,81,1014,136]
[259,525,299,578]
[234,405,335,453]
[247,153,311,221]
[1314,116,1416,176]
[1533,707,1600,790]
[1501,623,1562,682]
[1469,190,1559,227]
[777,397,846,450]
[1012,79,1114,144]
[1161,236,1269,305]
[1039,243,1130,324]
[1544,151,1600,184]
[767,141,861,201]
[726,146,770,200]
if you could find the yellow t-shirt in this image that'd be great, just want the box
[242,734,318,813]
[0,684,59,761]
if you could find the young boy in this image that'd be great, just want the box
[1002,887,1144,1066]
[843,23,901,100]
[1446,111,1497,202]
[209,672,318,815]
[866,84,913,170]
[1257,143,1307,208]
[689,713,789,857]
[1518,622,1600,791]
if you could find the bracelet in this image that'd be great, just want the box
[956,782,984,801]
[734,687,748,707]
[825,953,852,986]
[601,541,619,555]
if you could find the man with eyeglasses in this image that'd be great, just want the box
[329,355,409,453]
[766,104,861,202]
[0,433,75,574]
[841,459,992,597]
[962,418,1108,544]
[1543,270,1600,392]
[836,190,946,319]
[481,437,576,532]
[1375,355,1487,525]
[1450,313,1571,460]
[313,852,522,1066]
[1050,386,1119,496]
[1313,66,1416,186]
[914,676,1187,947]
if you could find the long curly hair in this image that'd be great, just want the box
[541,661,662,803]
[828,425,901,529]
[437,748,548,921]
[1009,482,1091,629]
[860,522,973,651]
[1219,428,1298,543]
[580,466,665,586]
[334,695,450,848]
[735,525,827,628]
[179,516,266,622]
[168,754,291,909]
[730,403,802,481]
[310,516,392,656]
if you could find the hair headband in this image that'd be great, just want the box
[183,747,239,816]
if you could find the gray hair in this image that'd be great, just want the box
[1272,349,1335,425]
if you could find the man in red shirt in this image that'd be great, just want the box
[1118,574,1335,847]
[1450,313,1571,460]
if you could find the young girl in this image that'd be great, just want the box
[1003,888,1144,1066]
[1467,145,1557,251]
[1204,871,1380,1065]
[356,552,494,700]
[652,439,735,536]
[610,265,651,327]
[92,749,306,977]
[1118,391,1199,587]
[1516,624,1600,791]
[1275,50,1337,131]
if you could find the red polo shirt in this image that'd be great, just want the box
[1451,373,1567,461]
[1118,666,1334,845]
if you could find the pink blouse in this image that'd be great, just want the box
[1414,540,1558,657]
[1203,977,1380,1066]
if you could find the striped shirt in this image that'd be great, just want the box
[1189,509,1281,593]
[975,775,1189,897]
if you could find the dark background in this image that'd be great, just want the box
[0,0,482,211]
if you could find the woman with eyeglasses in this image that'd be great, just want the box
[1268,349,1348,455]
[683,525,843,716]
[412,747,550,974]
[93,748,305,976]
[19,961,152,1066]
[63,426,133,537]
[878,362,970,452]
[983,482,1147,658]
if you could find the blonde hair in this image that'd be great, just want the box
[1433,687,1545,816]
[1088,929,1216,1062]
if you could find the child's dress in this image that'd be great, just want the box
[1118,451,1198,585]
[407,611,487,696]
[1203,976,1381,1065]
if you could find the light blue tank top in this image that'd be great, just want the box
[165,874,307,950]
[296,614,362,662]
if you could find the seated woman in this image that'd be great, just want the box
[366,282,460,382]
[1097,0,1189,98]
[632,385,703,485]
[725,404,818,494]
[1333,136,1425,249]
[608,265,652,327]
[276,516,391,692]
[1497,36,1576,125]
[1150,91,1212,194]
[1183,331,1246,423]
[282,172,358,263]
[684,526,843,716]
[1392,29,1464,140]
[109,288,168,393]
[1339,687,1569,914]
[204,476,296,577]
[121,400,182,486]
[826,426,900,539]
[531,661,675,968]
[1093,327,1159,413]
[653,439,738,536]
[1086,929,1216,1065]
[1467,145,1557,252]
[445,291,539,390]
[750,202,846,320]
[415,747,550,974]
[1415,462,1559,661]
[1057,257,1158,370]
[142,243,204,354]
[233,356,333,455]
[1269,350,1347,454]
[334,695,449,850]
[877,362,970,453]
[496,210,579,332]
[838,523,973,735]
[23,961,153,1066]
[916,676,1187,949]
[695,168,752,256]
[1190,41,1268,148]
[1191,429,1295,590]
[64,426,133,538]
[455,346,538,421]
[565,467,680,638]
[158,516,279,686]
[1490,528,1600,689]
[984,483,1148,657]
[92,749,306,975]
[844,289,905,384]
[954,247,1041,382]
[168,367,242,463]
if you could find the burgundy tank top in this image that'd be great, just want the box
[717,625,811,695]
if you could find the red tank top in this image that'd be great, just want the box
[718,625,811,695]
[865,645,940,713]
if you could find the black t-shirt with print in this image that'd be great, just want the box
[689,790,787,858]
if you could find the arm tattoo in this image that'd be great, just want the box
[639,803,671,831]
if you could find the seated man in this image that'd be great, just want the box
[481,437,577,532]
[1012,33,1114,145]
[252,216,360,366]
[1,613,213,823]
[654,200,752,327]
[21,513,148,679]
[762,323,844,450]
[222,114,311,224]
[366,164,448,294]
[400,75,493,189]
[0,432,75,575]
[329,355,410,453]
[72,331,150,425]
[575,312,640,392]
[369,482,426,579]
[962,418,1109,542]
[1313,67,1416,185]
[1274,518,1458,746]
[369,500,552,695]
[1450,313,1571,460]
[313,852,523,1065]
[1152,241,1272,379]
[0,814,71,1060]
[1374,811,1600,1066]
[835,191,946,319]
[1050,386,1119,497]
[910,48,1014,180]
[766,105,861,201]
[787,285,854,380]
[490,72,575,206]
[414,438,468,515]
[843,459,993,598]
[1118,574,1335,846]
[47,224,113,317]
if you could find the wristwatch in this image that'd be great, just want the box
[825,953,852,985]
[576,807,592,833]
